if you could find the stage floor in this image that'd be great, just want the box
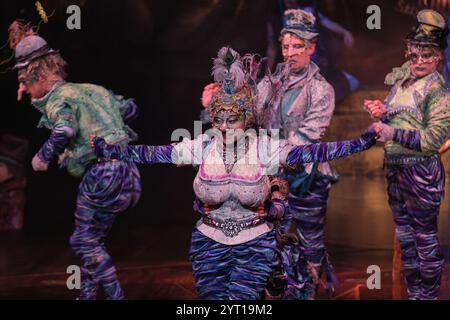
[1,175,450,300]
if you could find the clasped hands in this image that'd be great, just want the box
[364,100,450,152]
[364,99,394,143]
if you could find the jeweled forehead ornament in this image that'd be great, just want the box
[210,86,254,119]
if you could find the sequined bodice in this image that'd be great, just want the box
[193,138,271,208]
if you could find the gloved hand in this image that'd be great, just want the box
[371,122,395,142]
[356,124,382,151]
[89,135,121,159]
[276,218,299,246]
[266,198,286,222]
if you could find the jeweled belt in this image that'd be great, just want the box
[203,203,264,213]
[384,154,436,167]
[201,216,266,238]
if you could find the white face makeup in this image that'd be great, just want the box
[281,33,315,73]
[17,71,48,101]
[212,111,246,145]
[407,46,441,78]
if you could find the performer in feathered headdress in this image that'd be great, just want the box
[91,46,380,300]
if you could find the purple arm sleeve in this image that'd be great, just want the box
[266,198,287,222]
[287,128,377,167]
[37,127,73,163]
[392,129,422,151]
[93,137,174,164]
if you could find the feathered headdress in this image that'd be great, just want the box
[8,20,35,50]
[212,47,245,94]
[208,46,256,127]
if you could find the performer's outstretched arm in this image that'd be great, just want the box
[91,134,207,166]
[286,127,378,168]
[92,127,378,167]
[92,136,174,164]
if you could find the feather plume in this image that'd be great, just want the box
[212,47,245,94]
[8,20,35,50]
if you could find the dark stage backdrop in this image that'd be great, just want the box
[0,0,417,234]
